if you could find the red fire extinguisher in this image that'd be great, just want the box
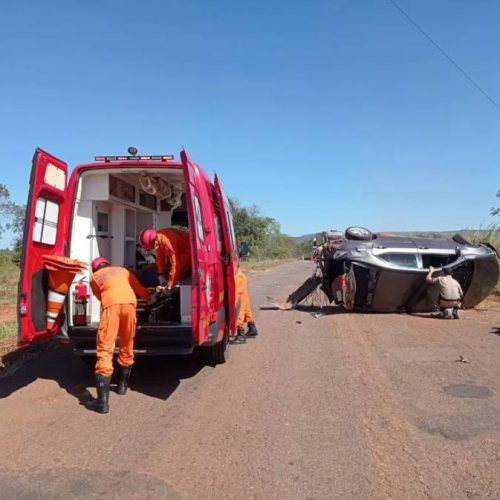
[73,281,88,326]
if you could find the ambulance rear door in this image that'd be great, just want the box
[213,175,239,335]
[181,150,211,344]
[18,149,70,344]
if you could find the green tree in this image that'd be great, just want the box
[0,184,25,249]
[229,198,303,259]
[229,199,276,251]
[491,190,500,216]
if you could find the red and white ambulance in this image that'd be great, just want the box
[17,147,239,364]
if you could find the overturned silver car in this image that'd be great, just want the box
[288,227,499,313]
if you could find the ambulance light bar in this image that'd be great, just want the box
[94,155,174,162]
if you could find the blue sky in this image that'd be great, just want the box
[0,0,499,246]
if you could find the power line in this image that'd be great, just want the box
[387,0,500,112]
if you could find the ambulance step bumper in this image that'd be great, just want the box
[69,325,195,356]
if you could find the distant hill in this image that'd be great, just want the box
[290,233,316,243]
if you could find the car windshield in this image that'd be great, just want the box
[379,253,418,268]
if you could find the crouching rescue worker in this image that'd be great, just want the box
[86,257,151,414]
[426,266,464,319]
[138,228,191,293]
[231,267,259,344]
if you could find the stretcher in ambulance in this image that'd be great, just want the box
[17,148,239,364]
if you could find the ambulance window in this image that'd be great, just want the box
[97,212,109,233]
[194,196,204,241]
[226,208,236,251]
[33,197,59,245]
[214,213,223,254]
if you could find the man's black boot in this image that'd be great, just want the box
[117,366,132,395]
[85,374,111,414]
[246,321,259,338]
[230,327,247,344]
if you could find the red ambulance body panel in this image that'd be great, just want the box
[213,174,239,334]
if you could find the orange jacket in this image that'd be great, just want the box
[156,228,191,287]
[90,266,149,308]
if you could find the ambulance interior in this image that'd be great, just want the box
[68,168,192,329]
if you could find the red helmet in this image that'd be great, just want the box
[91,257,110,273]
[139,228,157,250]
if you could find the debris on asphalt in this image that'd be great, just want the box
[311,312,324,319]
[455,355,470,364]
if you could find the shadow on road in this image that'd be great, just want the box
[294,304,349,315]
[407,312,444,320]
[490,326,500,336]
[0,341,206,404]
[259,304,349,315]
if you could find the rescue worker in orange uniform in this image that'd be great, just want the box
[138,228,191,292]
[231,267,259,344]
[86,257,151,414]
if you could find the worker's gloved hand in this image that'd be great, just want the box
[154,285,172,296]
[158,274,167,286]
[147,292,158,305]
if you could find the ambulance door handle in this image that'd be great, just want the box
[86,234,114,239]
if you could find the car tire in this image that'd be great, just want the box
[318,246,329,274]
[345,226,373,241]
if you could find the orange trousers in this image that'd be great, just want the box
[236,270,253,328]
[95,303,137,376]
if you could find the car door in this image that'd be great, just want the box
[181,150,211,344]
[213,174,239,335]
[18,149,69,344]
[369,266,433,312]
[361,251,434,312]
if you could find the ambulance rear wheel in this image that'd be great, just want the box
[203,329,229,365]
[79,356,95,368]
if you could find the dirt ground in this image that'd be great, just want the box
[0,303,16,323]
[0,261,499,499]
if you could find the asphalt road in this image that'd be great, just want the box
[1,260,500,499]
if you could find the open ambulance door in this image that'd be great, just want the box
[213,174,238,335]
[18,149,69,345]
[181,149,210,344]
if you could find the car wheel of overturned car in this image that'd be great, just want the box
[318,246,329,274]
[344,226,373,241]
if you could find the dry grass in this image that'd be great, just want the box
[466,228,500,295]
[0,321,16,340]
[0,253,19,352]
[0,260,19,305]
[240,258,298,273]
